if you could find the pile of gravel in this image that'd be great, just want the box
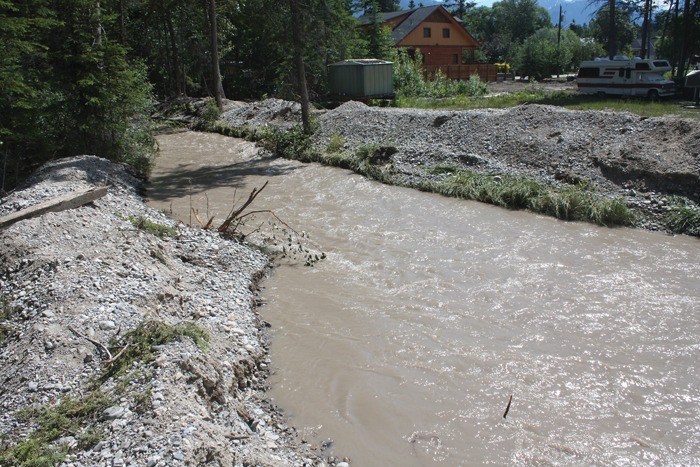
[221,99,700,232]
[0,156,325,466]
[222,99,303,131]
[312,102,700,199]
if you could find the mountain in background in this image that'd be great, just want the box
[397,0,596,27]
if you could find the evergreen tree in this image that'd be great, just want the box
[589,2,637,58]
[0,0,154,190]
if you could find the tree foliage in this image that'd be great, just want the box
[514,28,589,79]
[464,0,551,62]
[1,0,154,192]
[588,1,637,58]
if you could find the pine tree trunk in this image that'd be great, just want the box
[165,10,185,96]
[640,0,650,58]
[676,0,692,78]
[208,0,225,109]
[289,0,311,135]
[607,0,617,59]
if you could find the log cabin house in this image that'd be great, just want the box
[359,5,497,81]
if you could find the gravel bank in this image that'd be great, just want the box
[222,99,700,233]
[0,156,325,466]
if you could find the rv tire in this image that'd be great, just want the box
[596,91,606,98]
[647,89,659,100]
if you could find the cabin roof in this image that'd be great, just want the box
[359,5,479,47]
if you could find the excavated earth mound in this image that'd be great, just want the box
[0,156,322,466]
[221,99,699,231]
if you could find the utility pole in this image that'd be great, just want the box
[640,0,652,58]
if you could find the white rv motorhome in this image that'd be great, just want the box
[577,57,676,97]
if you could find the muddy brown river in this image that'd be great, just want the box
[149,131,700,465]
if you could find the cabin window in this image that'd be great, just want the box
[443,28,450,38]
[453,54,459,64]
[578,67,599,78]
[423,27,431,38]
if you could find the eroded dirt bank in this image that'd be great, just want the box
[0,156,328,466]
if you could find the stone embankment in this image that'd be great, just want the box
[223,99,700,232]
[0,156,329,466]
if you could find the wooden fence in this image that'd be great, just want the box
[423,64,499,82]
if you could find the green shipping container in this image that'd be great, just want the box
[328,59,394,99]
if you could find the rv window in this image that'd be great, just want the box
[626,68,631,79]
[578,67,599,78]
[618,68,625,77]
[653,61,670,68]
[635,62,651,70]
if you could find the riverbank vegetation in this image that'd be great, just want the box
[208,121,635,228]
[396,89,700,119]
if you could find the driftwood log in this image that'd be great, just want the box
[0,186,108,229]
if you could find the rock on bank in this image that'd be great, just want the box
[0,156,320,466]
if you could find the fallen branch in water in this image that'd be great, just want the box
[218,181,269,233]
[503,394,513,419]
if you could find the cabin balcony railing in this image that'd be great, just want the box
[423,63,499,82]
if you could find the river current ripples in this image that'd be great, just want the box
[150,131,700,466]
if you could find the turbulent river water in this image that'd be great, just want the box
[149,131,700,466]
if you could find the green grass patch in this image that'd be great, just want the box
[126,215,177,239]
[417,169,634,226]
[326,133,346,154]
[666,197,700,236]
[0,392,113,466]
[396,90,700,119]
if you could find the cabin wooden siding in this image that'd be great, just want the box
[359,5,496,81]
[396,12,479,49]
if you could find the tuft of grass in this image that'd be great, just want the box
[0,298,18,346]
[666,198,700,236]
[126,215,177,239]
[419,169,634,226]
[0,392,112,466]
[100,320,209,380]
[326,133,346,154]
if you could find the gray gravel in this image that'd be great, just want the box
[221,99,700,232]
[0,156,327,466]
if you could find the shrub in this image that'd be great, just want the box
[392,49,487,98]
